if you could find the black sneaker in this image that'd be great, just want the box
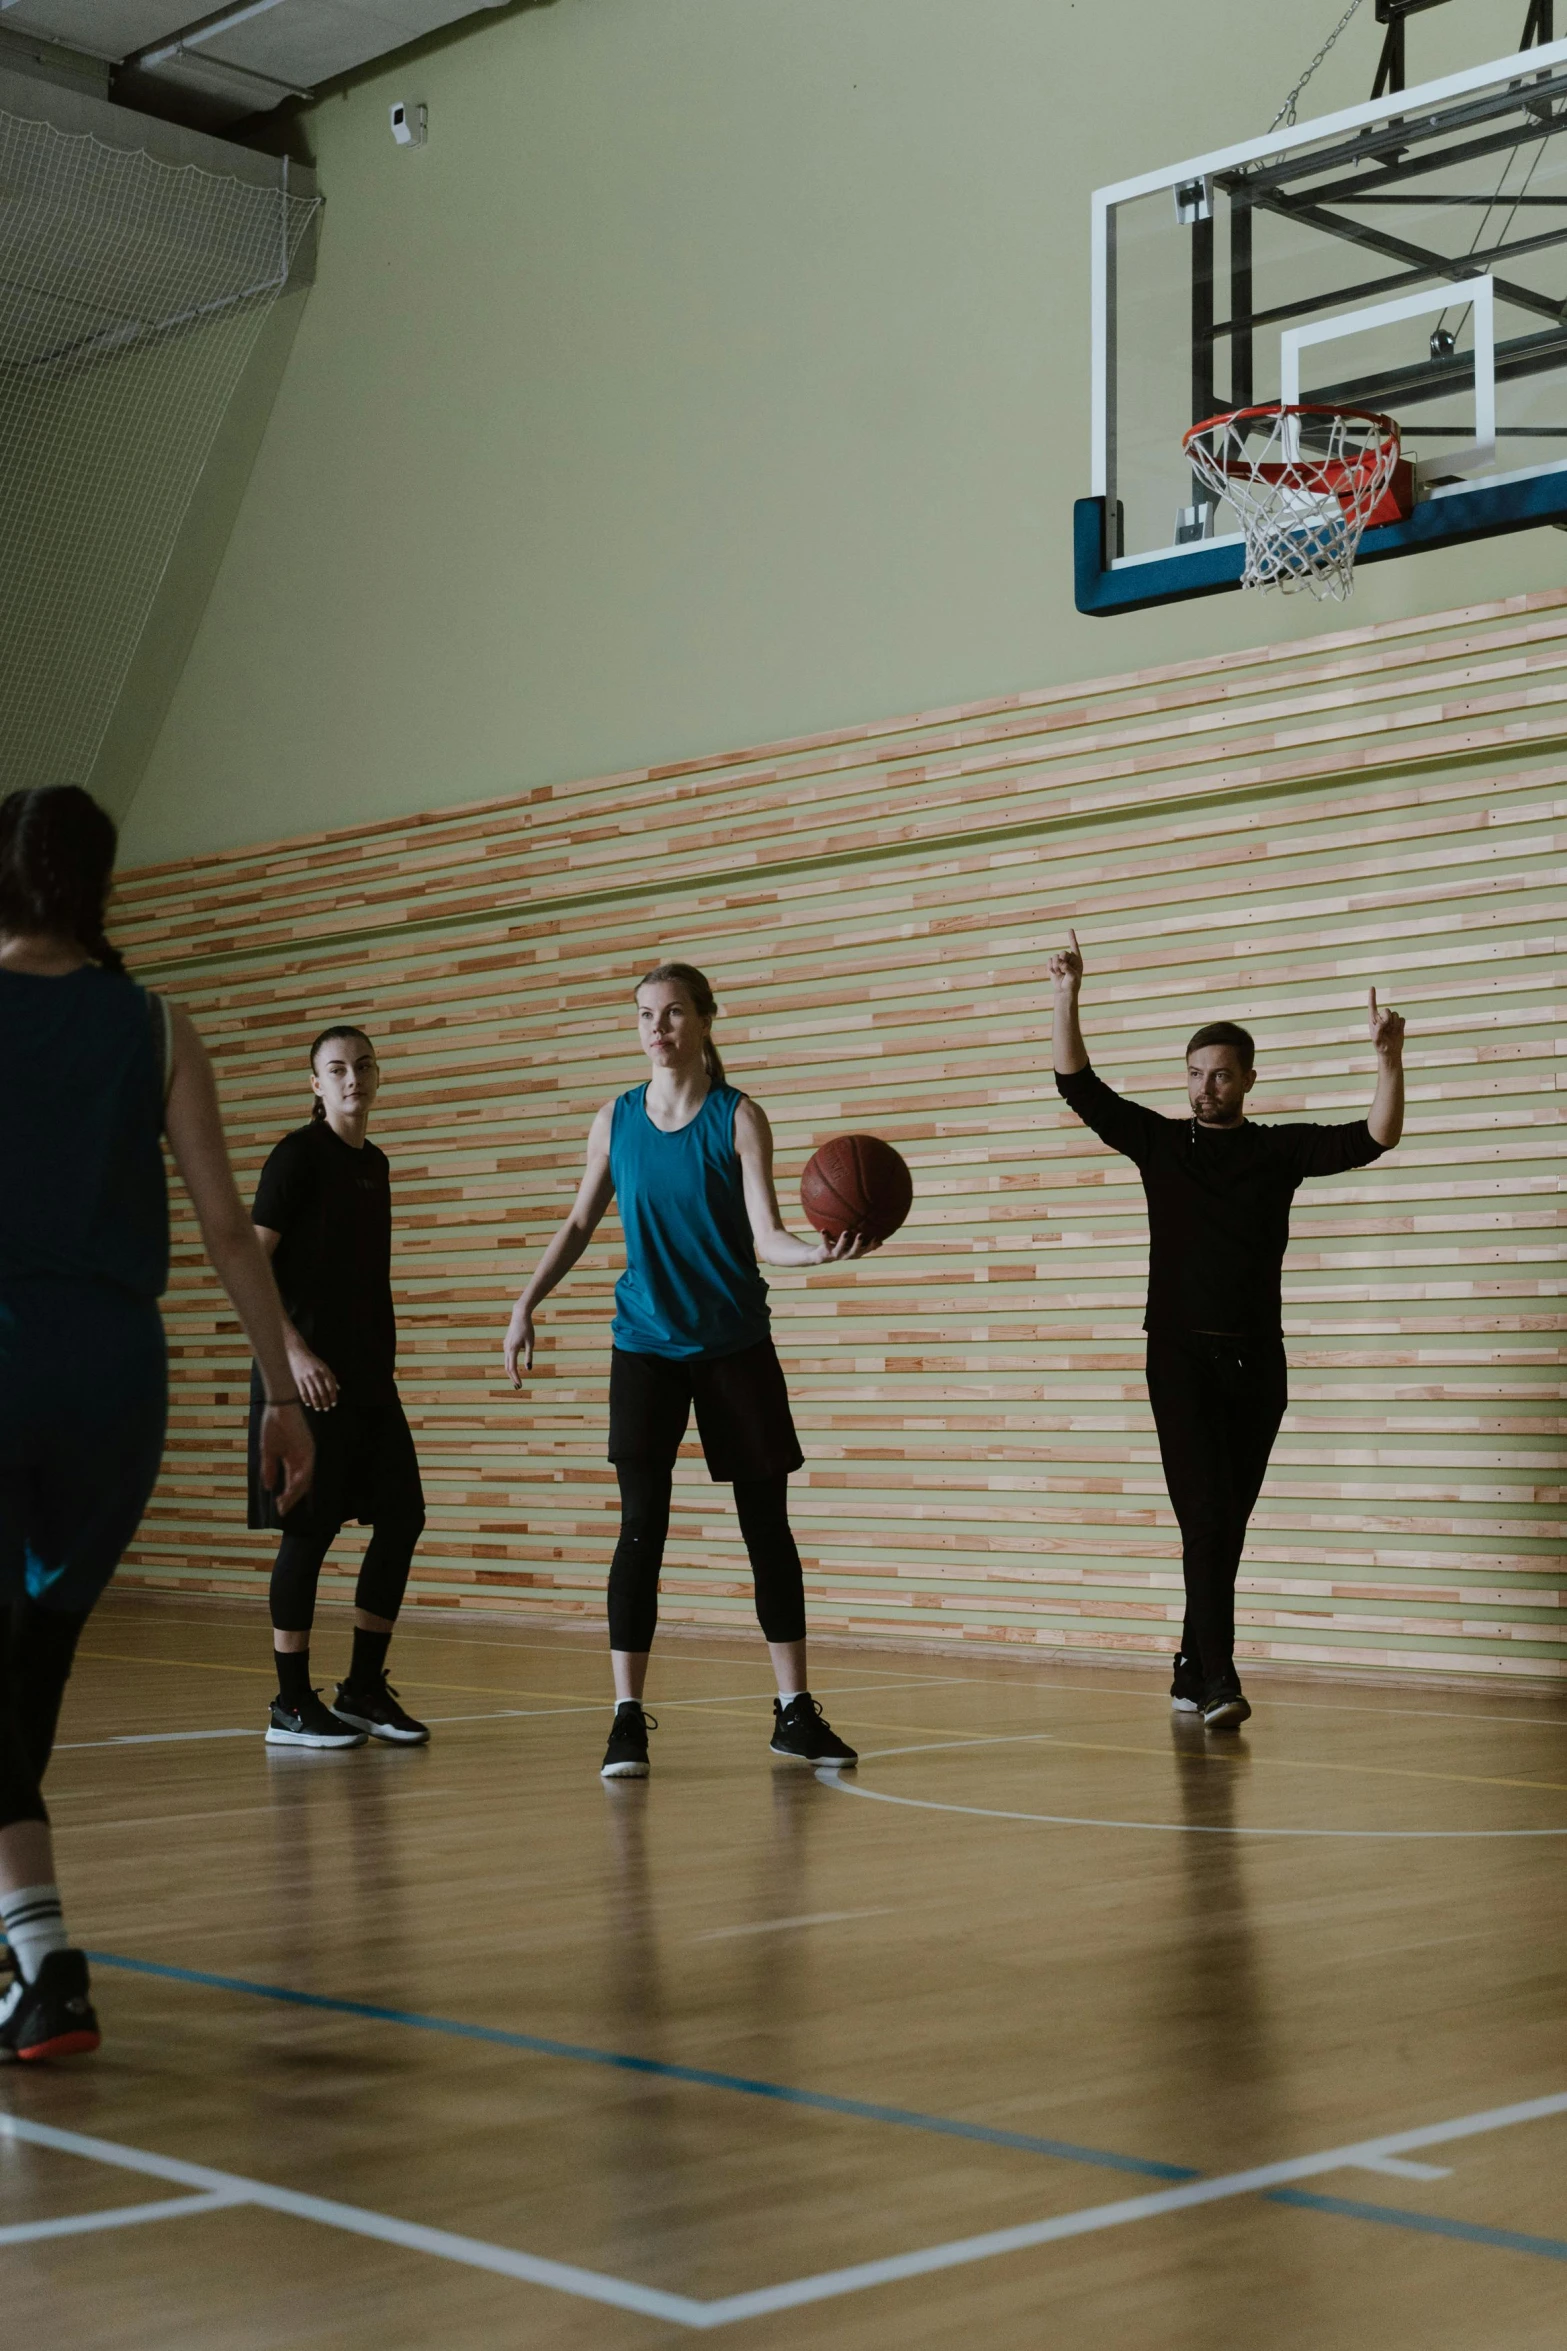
[601,1702,656,1779]
[1201,1674,1252,1732]
[331,1674,429,1745]
[0,1950,100,2063]
[769,1694,858,1768]
[266,1689,368,1748]
[1170,1652,1203,1714]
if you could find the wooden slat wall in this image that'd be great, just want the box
[114,589,1566,1681]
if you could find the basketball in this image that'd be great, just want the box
[800,1133,913,1244]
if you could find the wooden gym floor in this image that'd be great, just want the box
[6,1594,1567,2347]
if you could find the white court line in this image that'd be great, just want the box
[0,2189,246,2245]
[89,1605,1567,1730]
[5,2089,1567,2324]
[823,1772,1567,1840]
[54,1729,259,1751]
[693,1909,894,1942]
[689,2088,1567,2323]
[0,2115,708,2326]
[55,1683,971,1750]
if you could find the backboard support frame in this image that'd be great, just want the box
[1080,37,1567,616]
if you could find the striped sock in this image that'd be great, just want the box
[0,1884,68,1983]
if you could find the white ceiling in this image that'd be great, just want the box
[0,2,509,113]
[0,3,186,61]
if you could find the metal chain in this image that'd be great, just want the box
[1268,0,1368,132]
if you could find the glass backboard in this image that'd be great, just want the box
[1079,36,1567,612]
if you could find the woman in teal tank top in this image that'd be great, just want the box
[0,787,312,2064]
[504,962,877,1781]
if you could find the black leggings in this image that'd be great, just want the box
[0,1599,87,1832]
[607,1466,806,1652]
[269,1510,426,1635]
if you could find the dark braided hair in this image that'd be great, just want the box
[0,786,125,974]
[308,1024,375,1120]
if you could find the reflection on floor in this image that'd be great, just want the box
[7,1594,1567,2348]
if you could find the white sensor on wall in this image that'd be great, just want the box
[389,102,427,149]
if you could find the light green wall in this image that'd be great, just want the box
[118,0,1566,864]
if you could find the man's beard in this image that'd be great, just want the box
[1192,1101,1244,1125]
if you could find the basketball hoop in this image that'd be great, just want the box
[1182,404,1411,599]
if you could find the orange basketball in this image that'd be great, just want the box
[800,1134,913,1244]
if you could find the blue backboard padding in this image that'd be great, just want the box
[1075,470,1567,616]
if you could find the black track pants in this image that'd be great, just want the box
[268,1510,426,1635]
[0,1599,87,1831]
[607,1466,807,1652]
[1145,1332,1288,1684]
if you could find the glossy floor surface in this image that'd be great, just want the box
[7,1596,1567,2347]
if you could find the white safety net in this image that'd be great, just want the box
[0,108,320,791]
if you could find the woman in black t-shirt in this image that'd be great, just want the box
[249,1025,427,1748]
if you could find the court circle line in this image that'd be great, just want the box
[819,1771,1567,1839]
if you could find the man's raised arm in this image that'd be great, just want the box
[1050,928,1088,1074]
[1367,986,1406,1149]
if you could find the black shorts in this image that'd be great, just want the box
[608,1338,804,1482]
[247,1382,424,1536]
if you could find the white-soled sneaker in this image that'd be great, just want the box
[601,1703,655,1779]
[331,1675,429,1745]
[1201,1676,1252,1732]
[769,1694,858,1768]
[1170,1651,1204,1714]
[266,1690,367,1748]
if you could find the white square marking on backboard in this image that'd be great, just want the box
[1280,277,1496,481]
[1089,36,1567,565]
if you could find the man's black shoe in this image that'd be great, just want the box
[769,1694,858,1768]
[331,1674,429,1744]
[0,1950,100,2063]
[601,1702,656,1779]
[1201,1676,1252,1731]
[266,1690,368,1748]
[1171,1652,1203,1713]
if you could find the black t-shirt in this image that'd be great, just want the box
[251,1121,397,1398]
[1055,1063,1385,1338]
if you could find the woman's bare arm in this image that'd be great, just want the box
[163,1003,313,1512]
[504,1102,618,1383]
[734,1098,874,1267]
[253,1224,340,1411]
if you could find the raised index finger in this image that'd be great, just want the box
[1369,985,1379,1017]
[1069,927,1081,955]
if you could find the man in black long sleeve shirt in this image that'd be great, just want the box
[1050,930,1406,1728]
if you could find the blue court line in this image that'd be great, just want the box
[1271,2187,1567,2263]
[81,1952,1567,2271]
[82,1951,1195,2183]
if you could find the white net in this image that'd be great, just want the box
[1183,404,1402,600]
[0,108,320,791]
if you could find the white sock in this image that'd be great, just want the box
[776,1690,804,1707]
[615,1696,643,1713]
[0,1884,68,1983]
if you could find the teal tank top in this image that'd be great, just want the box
[0,965,169,1300]
[609,1082,771,1360]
